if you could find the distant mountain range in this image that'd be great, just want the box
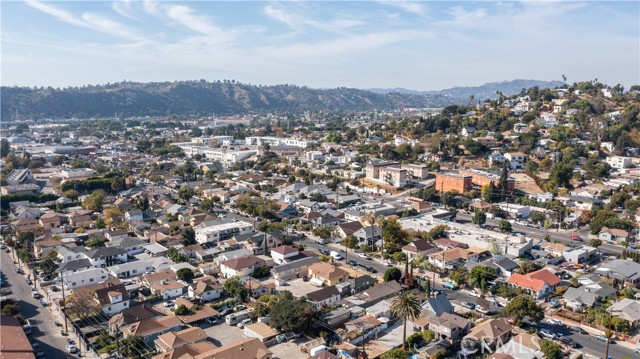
[1,79,564,119]
[369,79,565,100]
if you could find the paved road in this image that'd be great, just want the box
[454,213,625,256]
[1,249,70,359]
[535,321,636,359]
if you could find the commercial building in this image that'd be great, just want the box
[435,173,472,193]
[365,159,407,188]
[194,219,253,245]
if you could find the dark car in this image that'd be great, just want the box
[569,326,587,334]
[461,302,476,309]
[367,266,378,274]
[347,259,357,266]
[559,337,578,347]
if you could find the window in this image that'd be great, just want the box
[90,278,94,282]
[108,307,111,311]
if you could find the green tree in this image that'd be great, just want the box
[472,211,486,225]
[382,218,410,254]
[83,190,105,211]
[381,348,410,359]
[450,269,468,286]
[223,276,247,299]
[517,261,542,274]
[588,238,602,248]
[176,268,195,283]
[499,163,510,197]
[390,292,422,350]
[174,304,189,315]
[499,219,512,233]
[384,267,402,282]
[177,187,197,202]
[0,138,10,158]
[167,248,188,263]
[469,266,496,292]
[270,291,312,332]
[110,176,125,192]
[481,183,496,203]
[540,340,563,359]
[501,295,544,325]
[39,250,60,278]
[182,227,196,245]
[343,235,359,249]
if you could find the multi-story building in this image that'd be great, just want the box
[401,164,430,180]
[365,159,407,188]
[606,156,633,169]
[435,173,473,193]
[504,152,526,170]
[194,219,253,245]
[458,168,516,191]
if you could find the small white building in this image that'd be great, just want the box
[606,156,633,169]
[195,219,253,245]
[63,268,111,290]
[269,245,299,265]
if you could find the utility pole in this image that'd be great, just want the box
[116,323,121,358]
[61,270,68,334]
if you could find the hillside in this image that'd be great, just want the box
[370,79,565,100]
[1,81,457,120]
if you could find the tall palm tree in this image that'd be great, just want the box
[390,292,422,350]
[365,213,384,257]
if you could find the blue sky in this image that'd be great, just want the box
[1,1,638,90]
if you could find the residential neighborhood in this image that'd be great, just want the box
[1,80,640,359]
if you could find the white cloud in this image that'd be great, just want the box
[263,4,365,33]
[26,0,147,42]
[111,0,137,20]
[378,1,426,17]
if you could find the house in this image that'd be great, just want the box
[276,203,298,219]
[63,268,110,289]
[108,304,164,334]
[607,299,640,328]
[402,239,437,260]
[606,156,633,169]
[105,229,129,242]
[73,279,130,316]
[595,259,640,286]
[335,221,364,239]
[494,258,519,277]
[108,257,173,279]
[11,218,39,231]
[122,315,183,346]
[429,312,471,342]
[220,255,269,279]
[244,322,279,343]
[150,280,185,300]
[39,212,64,230]
[348,281,403,308]
[270,245,299,265]
[243,278,273,298]
[141,269,178,287]
[461,127,476,138]
[308,262,349,286]
[188,276,223,302]
[352,226,381,246]
[271,256,320,284]
[504,153,526,171]
[194,218,253,245]
[313,214,340,228]
[33,239,68,259]
[598,227,630,243]
[427,248,483,270]
[563,287,599,312]
[173,298,219,326]
[421,294,454,317]
[488,151,505,167]
[462,319,512,354]
[0,315,35,358]
[151,342,217,359]
[495,332,544,359]
[154,327,208,353]
[350,274,376,294]
[506,269,561,299]
[307,286,341,310]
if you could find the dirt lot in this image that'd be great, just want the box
[275,277,322,298]
[510,173,543,194]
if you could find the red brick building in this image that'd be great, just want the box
[435,173,473,193]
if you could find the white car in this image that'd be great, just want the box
[236,318,252,328]
[546,318,563,326]
[381,261,391,267]
[31,291,40,299]
[163,300,175,308]
[357,253,371,260]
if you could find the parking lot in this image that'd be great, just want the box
[204,322,245,346]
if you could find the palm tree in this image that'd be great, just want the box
[390,292,422,350]
[365,213,384,257]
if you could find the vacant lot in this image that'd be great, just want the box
[510,173,543,194]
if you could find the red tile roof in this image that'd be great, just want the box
[507,269,560,292]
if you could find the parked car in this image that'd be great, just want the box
[381,261,391,267]
[32,343,45,358]
[26,278,32,285]
[32,290,40,299]
[39,298,47,307]
[206,317,218,325]
[357,253,371,260]
[219,308,231,316]
[594,335,610,342]
[366,266,378,274]
[66,343,78,353]
[237,318,252,328]
[163,300,175,308]
[347,259,358,266]
[549,299,560,308]
[546,318,563,326]
[569,326,586,334]
[461,302,476,309]
[15,268,23,274]
[559,336,580,348]
[539,329,556,339]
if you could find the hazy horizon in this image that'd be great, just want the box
[2,1,638,90]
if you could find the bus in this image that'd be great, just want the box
[225,307,254,325]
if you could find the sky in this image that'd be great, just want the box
[1,1,639,91]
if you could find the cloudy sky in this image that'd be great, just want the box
[1,1,638,90]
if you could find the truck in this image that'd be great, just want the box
[329,251,343,260]
[225,307,255,325]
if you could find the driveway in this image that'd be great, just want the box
[1,249,73,358]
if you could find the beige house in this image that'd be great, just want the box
[308,262,349,286]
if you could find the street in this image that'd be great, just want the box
[454,213,624,256]
[1,248,71,359]
[535,320,636,359]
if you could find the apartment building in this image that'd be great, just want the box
[434,173,472,193]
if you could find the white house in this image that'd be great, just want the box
[63,268,110,290]
[188,276,223,302]
[269,245,299,265]
[606,156,633,169]
[220,255,269,279]
[73,280,130,316]
[150,280,185,300]
[194,219,253,245]
[108,257,173,279]
[504,152,526,171]
[487,151,505,167]
[598,227,630,243]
